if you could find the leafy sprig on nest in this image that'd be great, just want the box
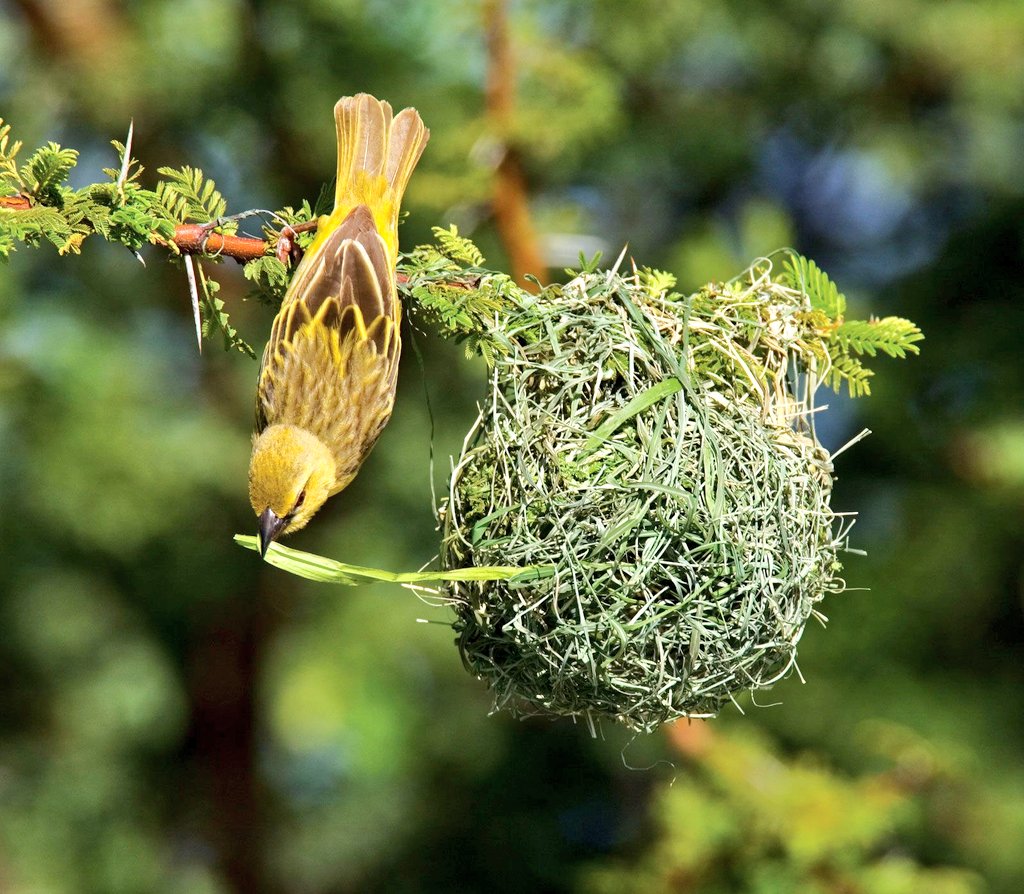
[398,225,525,365]
[401,228,922,399]
[779,253,922,396]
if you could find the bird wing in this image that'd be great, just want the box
[255,205,400,435]
[282,204,395,332]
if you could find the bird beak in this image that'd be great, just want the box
[258,508,288,558]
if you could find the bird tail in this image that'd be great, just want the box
[331,94,429,261]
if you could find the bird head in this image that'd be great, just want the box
[248,424,337,557]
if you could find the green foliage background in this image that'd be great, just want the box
[1,1,1022,892]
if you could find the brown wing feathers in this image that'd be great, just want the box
[257,95,427,436]
[270,206,394,350]
[336,207,393,323]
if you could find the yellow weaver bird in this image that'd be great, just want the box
[248,94,429,556]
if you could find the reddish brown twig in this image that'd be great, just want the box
[2,194,320,264]
[0,195,32,211]
[172,224,271,262]
[173,218,320,264]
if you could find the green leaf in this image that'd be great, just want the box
[154,165,227,223]
[432,224,485,266]
[234,535,547,585]
[20,142,78,205]
[639,267,677,296]
[824,352,875,397]
[0,118,24,189]
[0,204,72,251]
[311,182,333,217]
[834,317,924,358]
[243,254,291,306]
[571,249,603,275]
[196,263,255,357]
[105,137,146,191]
[782,252,846,319]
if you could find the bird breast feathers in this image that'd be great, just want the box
[256,306,399,469]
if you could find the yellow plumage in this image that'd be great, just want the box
[248,94,429,556]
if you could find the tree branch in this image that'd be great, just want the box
[171,224,271,263]
[0,195,310,264]
[0,195,32,211]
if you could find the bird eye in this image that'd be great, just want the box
[294,488,307,510]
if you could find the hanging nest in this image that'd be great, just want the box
[433,259,846,732]
[401,233,919,733]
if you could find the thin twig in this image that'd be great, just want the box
[0,195,32,210]
[172,225,272,262]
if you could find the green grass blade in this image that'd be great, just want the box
[583,377,683,452]
[234,535,546,586]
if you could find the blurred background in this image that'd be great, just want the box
[1,0,1022,891]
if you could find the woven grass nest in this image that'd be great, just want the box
[399,231,919,733]
[430,252,855,733]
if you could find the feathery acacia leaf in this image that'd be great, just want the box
[834,317,924,358]
[0,119,24,189]
[782,252,846,318]
[433,224,485,266]
[243,255,292,306]
[0,204,74,257]
[195,262,255,357]
[21,143,79,205]
[155,165,227,223]
[824,352,875,397]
